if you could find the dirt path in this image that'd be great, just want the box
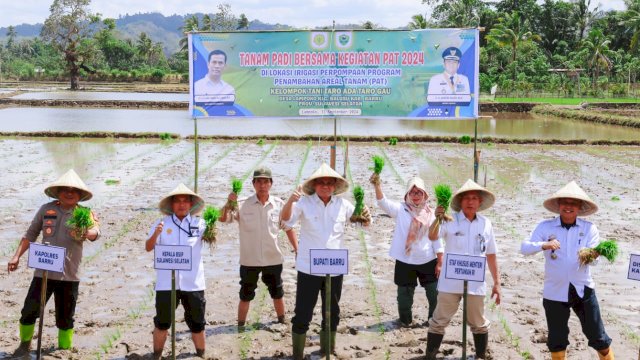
[0,138,638,360]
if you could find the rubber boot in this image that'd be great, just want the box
[597,347,614,360]
[424,281,438,320]
[14,323,35,356]
[551,350,566,360]
[397,285,415,326]
[292,332,306,360]
[58,328,74,349]
[473,332,488,359]
[426,332,444,360]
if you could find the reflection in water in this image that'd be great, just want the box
[40,138,118,178]
[0,107,639,140]
[11,91,189,102]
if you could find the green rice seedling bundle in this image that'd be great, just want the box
[227,178,243,211]
[369,155,385,185]
[430,184,453,237]
[202,206,221,245]
[349,185,370,225]
[66,206,94,241]
[578,239,619,266]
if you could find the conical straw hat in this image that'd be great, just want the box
[302,163,349,195]
[44,169,93,201]
[404,177,429,201]
[543,181,598,216]
[450,179,495,212]
[158,183,205,216]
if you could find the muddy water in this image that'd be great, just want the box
[11,91,189,102]
[2,107,640,140]
[0,138,638,359]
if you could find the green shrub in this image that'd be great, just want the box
[459,135,472,144]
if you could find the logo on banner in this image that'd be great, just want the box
[335,32,352,49]
[311,32,329,49]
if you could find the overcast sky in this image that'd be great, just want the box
[0,0,627,29]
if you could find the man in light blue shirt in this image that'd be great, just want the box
[521,181,613,360]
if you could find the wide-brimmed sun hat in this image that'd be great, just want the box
[302,163,349,195]
[543,181,598,216]
[44,169,93,201]
[450,179,495,212]
[404,177,428,201]
[158,183,205,216]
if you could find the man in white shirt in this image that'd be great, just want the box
[521,181,613,360]
[193,49,235,101]
[426,179,501,360]
[145,184,207,359]
[281,163,370,360]
[220,167,298,330]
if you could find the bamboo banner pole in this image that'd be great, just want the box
[171,270,176,360]
[194,117,199,192]
[330,117,337,169]
[35,269,49,360]
[325,274,331,360]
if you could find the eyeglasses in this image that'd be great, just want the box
[408,190,424,196]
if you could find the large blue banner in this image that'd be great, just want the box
[189,29,479,119]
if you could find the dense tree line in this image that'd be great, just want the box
[1,0,639,96]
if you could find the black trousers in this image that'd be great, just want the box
[291,271,343,334]
[20,277,79,330]
[543,284,612,352]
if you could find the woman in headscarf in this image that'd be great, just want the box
[371,175,443,327]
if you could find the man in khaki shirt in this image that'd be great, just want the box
[221,167,298,329]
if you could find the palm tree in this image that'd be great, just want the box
[441,0,483,28]
[408,14,428,30]
[620,4,640,52]
[578,28,614,89]
[486,12,541,80]
[178,15,200,52]
[136,32,152,59]
[572,0,604,43]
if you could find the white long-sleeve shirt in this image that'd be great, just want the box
[284,193,354,276]
[376,196,443,264]
[148,214,206,291]
[521,217,599,302]
[436,211,497,295]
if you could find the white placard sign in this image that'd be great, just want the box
[444,253,486,282]
[310,249,349,275]
[28,243,66,273]
[154,245,193,271]
[628,254,640,281]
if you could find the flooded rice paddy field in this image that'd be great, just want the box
[2,107,640,140]
[0,137,638,359]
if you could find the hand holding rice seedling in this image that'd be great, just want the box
[578,239,619,266]
[349,185,370,225]
[369,155,385,185]
[202,206,221,245]
[434,184,453,222]
[226,178,243,211]
[66,206,94,241]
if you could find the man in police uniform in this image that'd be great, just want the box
[220,167,298,330]
[428,46,471,96]
[145,184,208,359]
[7,169,100,356]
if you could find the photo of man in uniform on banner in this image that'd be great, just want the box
[427,47,471,105]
